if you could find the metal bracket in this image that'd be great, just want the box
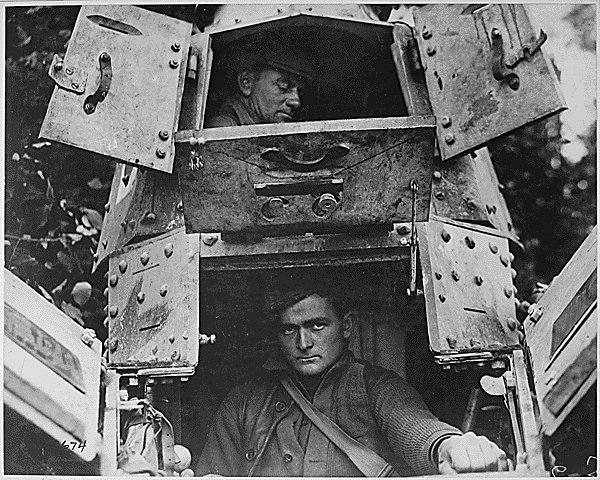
[505,30,548,69]
[408,179,419,296]
[48,54,87,94]
[84,52,112,114]
[490,29,520,90]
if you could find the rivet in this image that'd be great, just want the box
[109,275,118,287]
[118,260,128,273]
[474,276,484,286]
[169,335,175,343]
[156,148,167,159]
[486,204,498,215]
[441,230,451,242]
[144,211,157,223]
[103,305,108,315]
[500,255,510,267]
[435,272,442,280]
[203,235,218,246]
[54,62,63,72]
[470,338,483,348]
[109,338,118,352]
[489,243,498,254]
[176,202,184,213]
[446,335,457,349]
[160,284,168,297]
[433,170,442,180]
[109,306,119,318]
[465,236,476,249]
[510,268,517,279]
[426,46,436,56]
[441,116,452,128]
[171,350,181,361]
[169,59,179,69]
[491,28,501,39]
[102,239,108,249]
[451,270,460,281]
[104,203,110,212]
[103,317,109,328]
[466,199,477,210]
[504,287,513,298]
[104,288,109,298]
[182,332,189,340]
[422,29,432,39]
[164,243,174,258]
[444,134,455,145]
[435,191,446,200]
[159,130,170,141]
[152,345,159,354]
[100,52,110,63]
[137,292,145,304]
[399,237,409,246]
[507,317,517,331]
[93,252,99,260]
[65,67,73,75]
[71,82,79,89]
[140,252,150,266]
[508,252,515,262]
[171,43,181,52]
[396,225,411,235]
[84,103,96,114]
[438,294,446,303]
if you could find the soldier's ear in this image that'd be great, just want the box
[237,71,254,97]
[342,311,355,339]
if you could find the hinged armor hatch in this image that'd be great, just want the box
[413,4,566,161]
[40,5,192,173]
[418,219,520,354]
[107,229,199,370]
[524,226,597,435]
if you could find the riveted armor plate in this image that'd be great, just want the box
[40,5,192,173]
[524,226,597,435]
[177,117,435,234]
[418,219,520,353]
[94,163,184,271]
[414,4,566,161]
[107,228,199,370]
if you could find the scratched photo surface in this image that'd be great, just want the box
[3,3,597,477]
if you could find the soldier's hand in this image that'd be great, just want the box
[437,432,510,473]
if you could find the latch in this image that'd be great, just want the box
[505,30,548,69]
[84,52,112,114]
[490,29,520,90]
[48,54,87,94]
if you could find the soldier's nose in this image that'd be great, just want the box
[286,88,301,109]
[297,329,313,350]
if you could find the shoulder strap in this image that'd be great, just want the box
[280,377,395,477]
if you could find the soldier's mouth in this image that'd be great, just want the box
[297,356,319,362]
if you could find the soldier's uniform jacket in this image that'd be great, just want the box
[196,351,461,476]
[205,94,260,128]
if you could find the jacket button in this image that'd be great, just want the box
[283,453,293,463]
[275,401,287,412]
[245,449,255,461]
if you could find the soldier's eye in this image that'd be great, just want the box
[280,325,296,335]
[312,323,326,331]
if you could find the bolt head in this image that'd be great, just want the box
[109,275,118,287]
[102,239,108,249]
[422,29,432,40]
[504,287,514,298]
[164,243,174,258]
[160,284,168,297]
[84,103,96,114]
[399,237,409,246]
[104,203,110,212]
[159,130,170,141]
[100,52,110,63]
[169,59,179,69]
[171,43,181,52]
[507,317,517,330]
[439,294,446,303]
[444,133,455,145]
[426,46,436,56]
[451,270,460,282]
[435,191,446,201]
[137,292,145,304]
[396,225,411,235]
[446,335,457,349]
[54,62,63,71]
[203,235,218,246]
[474,276,484,286]
[71,82,79,89]
[109,338,118,352]
[171,350,181,361]
[103,317,110,328]
[118,260,128,273]
[169,335,175,343]
[489,243,498,254]
[65,67,73,75]
[435,272,442,280]
[500,255,510,267]
[140,252,150,266]
[441,116,452,128]
[441,229,451,242]
[465,236,476,249]
[508,76,520,90]
[144,211,157,223]
[109,306,119,318]
[491,28,501,38]
[156,148,167,159]
[433,170,442,181]
[177,202,184,213]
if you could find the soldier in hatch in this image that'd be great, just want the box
[205,41,315,127]
[196,284,511,476]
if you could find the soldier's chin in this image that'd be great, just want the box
[293,361,323,377]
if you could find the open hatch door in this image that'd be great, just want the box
[524,227,597,435]
[40,5,192,173]
[413,4,566,161]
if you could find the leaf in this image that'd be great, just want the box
[87,177,104,190]
[71,281,92,307]
[56,250,75,272]
[60,301,84,326]
[81,215,92,228]
[80,207,103,230]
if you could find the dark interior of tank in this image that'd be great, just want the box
[171,261,516,465]
[204,25,408,125]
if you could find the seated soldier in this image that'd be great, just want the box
[196,285,511,476]
[206,43,315,127]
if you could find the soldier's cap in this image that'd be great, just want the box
[221,39,317,84]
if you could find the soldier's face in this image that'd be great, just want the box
[277,294,352,377]
[247,68,304,123]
